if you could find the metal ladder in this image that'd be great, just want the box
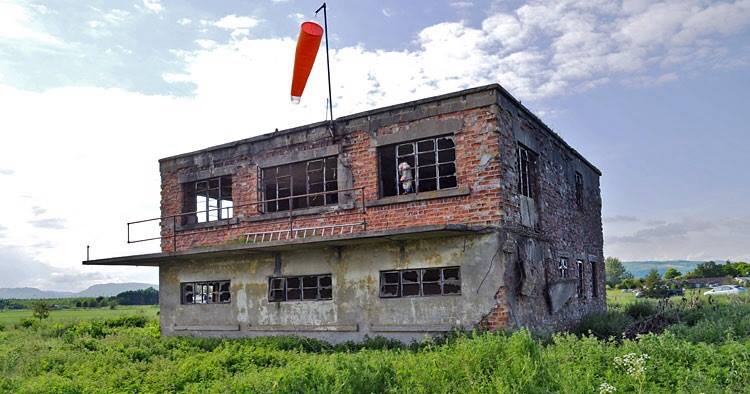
[245,222,366,244]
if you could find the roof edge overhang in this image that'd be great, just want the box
[83,224,496,267]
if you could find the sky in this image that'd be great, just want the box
[0,0,748,291]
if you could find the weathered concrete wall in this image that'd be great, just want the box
[160,233,506,342]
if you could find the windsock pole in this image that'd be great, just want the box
[315,3,334,133]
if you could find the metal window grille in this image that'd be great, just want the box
[379,266,461,298]
[393,136,457,195]
[181,280,231,304]
[559,258,569,278]
[268,274,333,302]
[517,144,536,198]
[262,157,338,213]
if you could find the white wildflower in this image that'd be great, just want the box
[599,382,616,394]
[614,352,649,378]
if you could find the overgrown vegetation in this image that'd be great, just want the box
[1,294,749,393]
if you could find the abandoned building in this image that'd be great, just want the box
[84,84,605,342]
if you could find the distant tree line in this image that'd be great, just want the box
[0,288,158,310]
[605,258,750,297]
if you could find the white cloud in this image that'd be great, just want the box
[214,14,260,30]
[141,0,163,14]
[288,13,305,23]
[382,8,391,17]
[450,1,474,8]
[1,0,750,288]
[0,1,61,45]
[177,18,192,26]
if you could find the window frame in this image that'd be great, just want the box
[591,261,599,298]
[558,257,569,279]
[267,274,333,302]
[379,266,461,298]
[261,157,338,213]
[183,176,234,224]
[517,143,537,199]
[575,171,584,208]
[576,259,585,298]
[181,280,231,305]
[378,135,457,197]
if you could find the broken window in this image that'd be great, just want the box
[379,266,461,298]
[575,171,584,208]
[558,258,569,279]
[262,157,338,213]
[181,280,231,304]
[267,274,333,302]
[577,259,585,298]
[591,261,599,297]
[182,176,233,224]
[378,135,457,197]
[517,144,537,198]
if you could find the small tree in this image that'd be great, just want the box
[664,267,682,280]
[605,256,633,287]
[644,268,662,289]
[32,302,51,321]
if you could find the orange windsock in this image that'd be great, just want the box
[291,21,324,104]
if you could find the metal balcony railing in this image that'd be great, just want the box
[126,187,367,252]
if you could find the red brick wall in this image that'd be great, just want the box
[159,106,506,252]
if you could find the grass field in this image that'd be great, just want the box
[1,293,749,392]
[606,288,706,305]
[0,305,158,325]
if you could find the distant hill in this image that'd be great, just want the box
[0,283,158,299]
[622,260,706,278]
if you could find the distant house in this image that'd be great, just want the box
[735,277,750,286]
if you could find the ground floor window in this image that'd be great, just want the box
[380,266,461,298]
[577,259,585,298]
[181,280,231,304]
[268,274,333,302]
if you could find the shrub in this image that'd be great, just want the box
[624,301,657,321]
[575,311,633,339]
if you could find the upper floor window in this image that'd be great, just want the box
[183,176,233,224]
[517,144,537,199]
[262,157,338,213]
[591,261,599,297]
[380,266,461,298]
[378,136,457,197]
[181,280,231,304]
[576,259,585,298]
[575,171,584,208]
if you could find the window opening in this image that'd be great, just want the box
[517,144,537,198]
[183,176,233,224]
[378,136,456,197]
[575,171,584,208]
[262,157,338,213]
[577,259,585,298]
[268,274,333,302]
[591,261,599,297]
[379,266,461,298]
[559,258,569,279]
[181,280,231,304]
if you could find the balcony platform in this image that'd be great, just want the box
[83,224,496,266]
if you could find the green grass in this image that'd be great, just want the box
[607,288,706,306]
[1,295,749,393]
[0,305,158,325]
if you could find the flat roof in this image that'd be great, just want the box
[159,84,601,175]
[83,224,494,266]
